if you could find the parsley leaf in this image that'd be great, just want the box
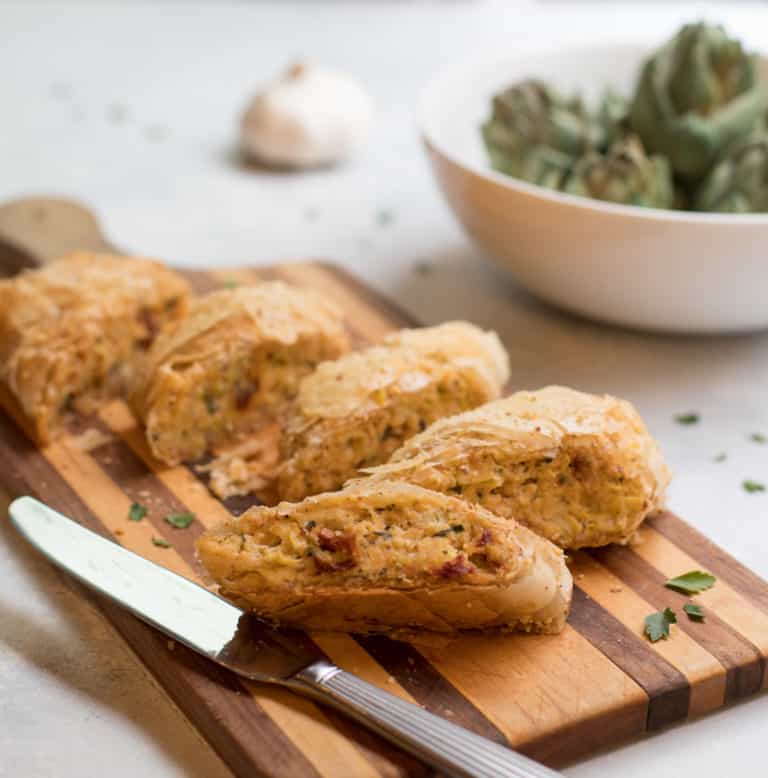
[683,603,705,622]
[743,479,766,494]
[713,452,727,463]
[164,512,195,529]
[128,502,147,522]
[152,537,172,548]
[223,279,239,289]
[675,413,700,425]
[750,433,767,444]
[664,570,716,595]
[644,607,677,642]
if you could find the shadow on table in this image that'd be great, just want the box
[0,501,232,778]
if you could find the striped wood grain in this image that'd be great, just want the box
[2,261,768,777]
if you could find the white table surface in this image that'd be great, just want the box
[1,2,768,776]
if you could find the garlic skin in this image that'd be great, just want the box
[240,62,374,168]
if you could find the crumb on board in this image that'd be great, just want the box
[610,587,623,593]
[69,427,112,451]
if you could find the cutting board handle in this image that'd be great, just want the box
[0,196,114,274]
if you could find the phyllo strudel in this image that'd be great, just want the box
[197,480,572,634]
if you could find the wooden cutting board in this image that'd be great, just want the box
[1,198,768,777]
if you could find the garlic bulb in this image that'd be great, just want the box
[240,62,374,168]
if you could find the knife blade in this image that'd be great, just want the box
[10,496,561,778]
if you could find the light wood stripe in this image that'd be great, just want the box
[273,262,396,342]
[571,551,726,718]
[251,685,383,778]
[356,634,508,744]
[633,525,768,690]
[414,626,648,765]
[312,633,416,704]
[316,263,418,331]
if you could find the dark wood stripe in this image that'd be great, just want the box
[591,544,766,700]
[87,422,207,571]
[354,634,508,745]
[0,409,323,778]
[250,266,283,282]
[178,268,221,294]
[568,587,689,730]
[648,511,768,616]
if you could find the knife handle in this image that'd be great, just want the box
[291,659,561,778]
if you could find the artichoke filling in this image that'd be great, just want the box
[20,298,182,436]
[385,442,649,549]
[223,499,515,589]
[278,369,490,501]
[145,336,334,463]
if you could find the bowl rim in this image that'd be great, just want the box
[418,42,768,226]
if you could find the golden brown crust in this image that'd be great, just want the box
[196,480,571,634]
[0,252,190,442]
[275,322,510,501]
[361,386,670,549]
[132,282,349,465]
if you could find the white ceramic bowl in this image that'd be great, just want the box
[420,45,768,334]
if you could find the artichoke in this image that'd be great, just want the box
[629,22,767,182]
[597,88,630,145]
[482,79,605,189]
[562,135,675,209]
[694,133,768,212]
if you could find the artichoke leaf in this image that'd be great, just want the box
[563,135,675,209]
[694,132,768,212]
[482,79,605,190]
[629,22,767,182]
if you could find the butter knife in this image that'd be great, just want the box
[9,496,562,778]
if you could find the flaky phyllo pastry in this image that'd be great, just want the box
[132,282,349,465]
[361,386,670,549]
[196,480,572,634]
[275,321,510,501]
[0,252,190,442]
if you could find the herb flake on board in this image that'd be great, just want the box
[664,570,716,595]
[644,607,677,642]
[128,502,147,521]
[164,512,196,529]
